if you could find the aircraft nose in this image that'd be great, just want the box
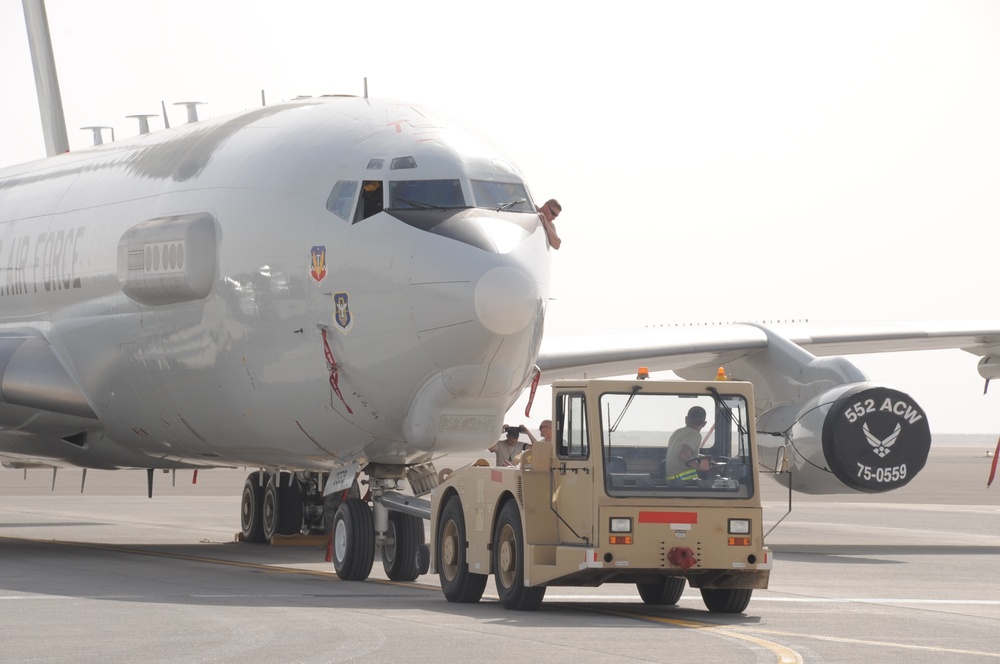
[401,219,549,452]
[474,265,538,335]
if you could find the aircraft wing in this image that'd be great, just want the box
[537,320,1000,381]
[537,324,769,381]
[754,320,1000,357]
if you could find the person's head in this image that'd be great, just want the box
[539,419,552,441]
[685,406,707,429]
[539,199,561,222]
[505,426,521,443]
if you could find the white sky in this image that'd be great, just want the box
[2,1,1000,434]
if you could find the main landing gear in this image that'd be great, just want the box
[329,476,427,582]
[239,469,427,582]
[240,470,316,544]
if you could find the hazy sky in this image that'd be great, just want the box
[2,1,1000,434]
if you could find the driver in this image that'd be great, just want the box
[664,406,711,480]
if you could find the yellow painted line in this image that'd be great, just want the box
[576,606,802,664]
[739,627,1000,659]
[586,604,1000,661]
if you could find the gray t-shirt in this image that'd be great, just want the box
[664,426,701,477]
[494,439,520,466]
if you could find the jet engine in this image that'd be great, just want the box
[756,383,931,494]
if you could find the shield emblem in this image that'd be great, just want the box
[310,246,327,285]
[334,292,353,333]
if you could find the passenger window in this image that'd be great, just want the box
[556,391,589,460]
[326,181,358,221]
[354,181,384,223]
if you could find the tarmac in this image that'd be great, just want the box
[1,438,998,663]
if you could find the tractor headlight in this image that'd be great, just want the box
[728,518,750,535]
[609,517,632,533]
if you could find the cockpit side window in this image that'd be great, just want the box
[387,179,465,210]
[471,180,534,212]
[326,181,358,221]
[354,180,384,223]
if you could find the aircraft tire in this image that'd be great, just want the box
[262,472,303,541]
[493,499,545,611]
[700,587,753,613]
[240,471,270,543]
[437,494,487,603]
[636,577,686,605]
[332,498,375,580]
[382,511,424,581]
[415,543,430,575]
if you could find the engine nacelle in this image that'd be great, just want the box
[757,383,931,494]
[977,355,1000,380]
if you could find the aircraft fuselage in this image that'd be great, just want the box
[0,97,549,471]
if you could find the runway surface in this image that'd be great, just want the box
[1,441,998,663]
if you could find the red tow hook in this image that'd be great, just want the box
[668,547,697,570]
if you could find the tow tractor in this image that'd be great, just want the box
[426,375,771,611]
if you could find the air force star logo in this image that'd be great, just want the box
[863,422,901,458]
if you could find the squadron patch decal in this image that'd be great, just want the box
[310,246,327,285]
[334,292,353,333]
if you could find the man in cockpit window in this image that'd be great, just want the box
[538,199,562,249]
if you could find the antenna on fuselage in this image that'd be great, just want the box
[364,77,368,99]
[126,114,157,135]
[22,0,70,156]
[161,100,171,129]
[80,125,113,146]
[174,101,205,123]
[261,89,266,107]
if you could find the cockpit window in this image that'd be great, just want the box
[326,181,358,221]
[390,156,418,170]
[388,179,465,210]
[354,180,384,223]
[471,180,534,212]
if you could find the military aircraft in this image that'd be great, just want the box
[4,0,1000,583]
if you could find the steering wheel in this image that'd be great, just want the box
[702,456,733,478]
